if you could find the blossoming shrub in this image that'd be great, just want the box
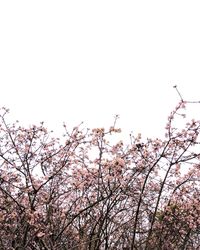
[0,101,200,250]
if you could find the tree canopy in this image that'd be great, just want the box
[0,93,200,249]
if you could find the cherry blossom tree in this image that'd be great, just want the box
[0,87,200,249]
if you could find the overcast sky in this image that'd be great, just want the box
[1,1,200,140]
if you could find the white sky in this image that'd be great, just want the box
[1,1,200,140]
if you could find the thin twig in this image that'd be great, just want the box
[173,85,200,104]
[173,85,183,101]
